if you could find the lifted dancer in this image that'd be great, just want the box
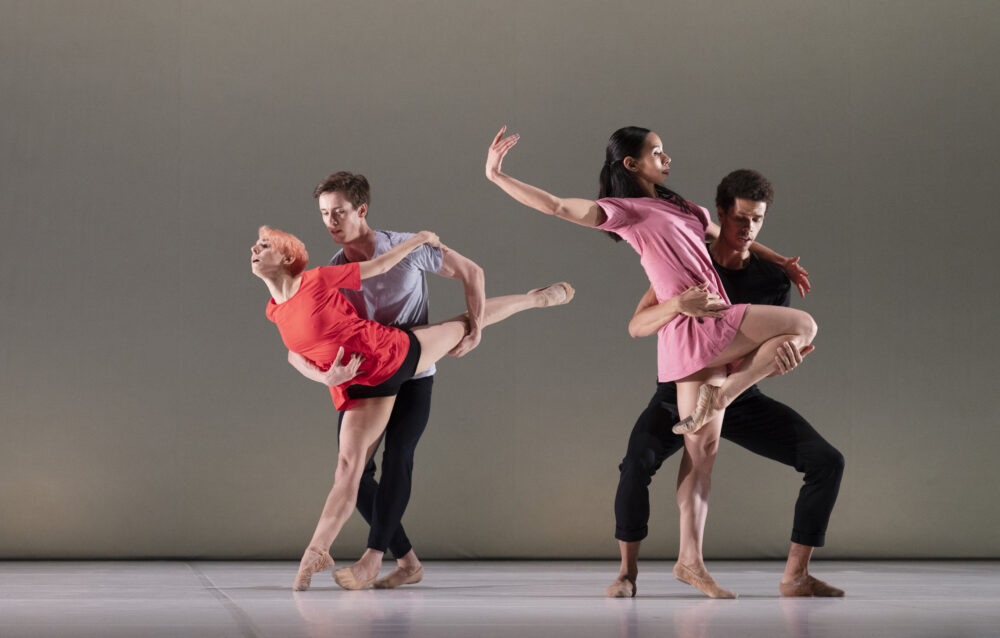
[250,225,573,591]
[606,169,844,599]
[486,126,816,596]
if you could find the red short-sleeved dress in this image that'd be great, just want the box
[265,263,411,410]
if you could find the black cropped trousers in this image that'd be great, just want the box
[614,381,845,547]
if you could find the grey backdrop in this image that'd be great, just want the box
[3,0,998,559]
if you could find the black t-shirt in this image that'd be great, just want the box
[711,250,791,308]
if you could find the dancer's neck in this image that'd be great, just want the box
[709,239,751,270]
[339,225,377,263]
[263,271,303,304]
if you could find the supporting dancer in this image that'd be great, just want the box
[606,169,845,599]
[250,225,573,591]
[486,126,816,596]
[291,171,485,590]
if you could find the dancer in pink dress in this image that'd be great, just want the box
[485,126,816,597]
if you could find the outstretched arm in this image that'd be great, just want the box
[358,231,440,279]
[436,245,486,357]
[485,126,607,227]
[704,221,811,298]
[628,283,729,338]
[287,348,364,387]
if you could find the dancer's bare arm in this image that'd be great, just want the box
[287,348,365,386]
[437,245,486,357]
[485,127,606,227]
[628,284,729,338]
[358,231,440,279]
[704,221,811,298]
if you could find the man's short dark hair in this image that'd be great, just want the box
[716,169,774,211]
[313,171,370,209]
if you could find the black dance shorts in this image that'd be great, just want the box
[346,329,422,401]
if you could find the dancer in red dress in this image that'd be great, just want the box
[251,225,574,590]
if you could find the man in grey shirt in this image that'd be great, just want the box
[296,171,485,589]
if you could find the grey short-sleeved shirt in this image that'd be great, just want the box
[330,230,444,378]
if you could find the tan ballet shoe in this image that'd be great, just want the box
[333,565,378,590]
[293,549,334,591]
[530,282,575,307]
[673,563,737,599]
[779,575,845,597]
[672,384,721,435]
[605,576,637,598]
[373,565,424,589]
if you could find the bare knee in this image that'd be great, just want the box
[334,452,366,486]
[797,312,818,344]
[686,438,719,467]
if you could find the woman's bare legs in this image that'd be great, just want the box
[293,396,396,591]
[333,283,574,587]
[412,282,574,374]
[675,305,817,434]
[672,369,736,598]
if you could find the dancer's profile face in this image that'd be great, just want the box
[319,190,367,245]
[718,198,767,251]
[250,237,289,276]
[626,132,671,190]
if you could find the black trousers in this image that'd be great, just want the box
[614,381,845,547]
[338,375,433,557]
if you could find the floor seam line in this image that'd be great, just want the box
[185,562,263,638]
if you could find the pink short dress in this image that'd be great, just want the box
[597,197,749,382]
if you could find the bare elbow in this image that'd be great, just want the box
[470,263,485,285]
[628,322,644,338]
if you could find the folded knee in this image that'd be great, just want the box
[800,313,818,343]
[803,446,845,481]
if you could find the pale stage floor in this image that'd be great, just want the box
[1,561,998,637]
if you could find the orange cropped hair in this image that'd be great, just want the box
[258,225,309,276]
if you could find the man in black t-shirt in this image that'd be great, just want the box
[606,170,845,599]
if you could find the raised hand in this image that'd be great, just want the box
[783,256,811,297]
[677,282,730,319]
[485,126,520,181]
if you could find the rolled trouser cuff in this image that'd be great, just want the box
[791,529,825,547]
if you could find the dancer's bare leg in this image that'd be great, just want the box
[675,306,817,434]
[412,282,574,374]
[334,283,575,587]
[294,396,396,590]
[672,370,736,599]
[606,540,640,598]
[333,433,397,588]
[779,542,845,597]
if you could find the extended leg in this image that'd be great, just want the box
[411,283,574,374]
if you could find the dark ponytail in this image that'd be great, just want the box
[598,126,697,242]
